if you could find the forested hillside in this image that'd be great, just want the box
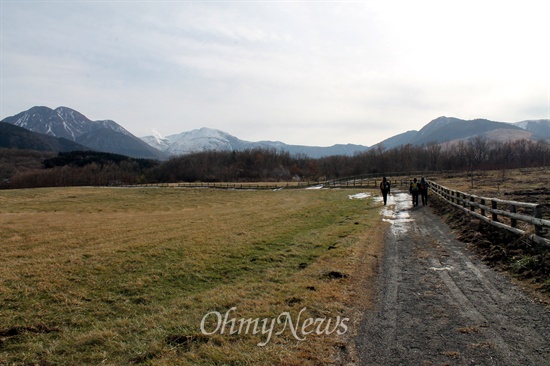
[2,137,549,189]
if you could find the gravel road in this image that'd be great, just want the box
[355,191,550,365]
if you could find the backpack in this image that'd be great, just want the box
[411,182,419,192]
[380,181,390,191]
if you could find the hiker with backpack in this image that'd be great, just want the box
[420,177,429,206]
[379,177,391,205]
[409,178,420,207]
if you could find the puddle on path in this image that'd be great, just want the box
[381,192,414,235]
[429,266,454,271]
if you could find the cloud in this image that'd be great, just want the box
[1,1,549,147]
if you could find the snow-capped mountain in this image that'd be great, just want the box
[1,106,167,159]
[164,128,252,155]
[2,106,133,140]
[140,127,370,158]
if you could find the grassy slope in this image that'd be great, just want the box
[0,187,383,365]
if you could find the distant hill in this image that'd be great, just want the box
[373,117,550,150]
[42,151,158,170]
[1,106,167,160]
[414,117,525,145]
[0,122,91,152]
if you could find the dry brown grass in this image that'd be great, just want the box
[430,167,550,198]
[0,186,383,365]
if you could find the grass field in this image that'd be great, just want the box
[0,187,384,365]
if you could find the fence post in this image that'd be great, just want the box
[470,196,475,211]
[510,205,517,228]
[480,198,486,217]
[491,200,498,222]
[534,205,544,236]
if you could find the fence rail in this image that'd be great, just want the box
[321,178,410,189]
[429,181,550,246]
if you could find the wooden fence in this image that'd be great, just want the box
[321,178,408,189]
[429,181,550,246]
[121,178,411,190]
[125,182,310,190]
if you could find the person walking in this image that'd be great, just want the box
[379,177,391,205]
[409,178,420,207]
[420,177,429,206]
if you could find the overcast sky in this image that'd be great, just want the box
[1,1,549,146]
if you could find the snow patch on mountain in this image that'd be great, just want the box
[513,120,550,139]
[141,129,170,151]
[514,120,549,129]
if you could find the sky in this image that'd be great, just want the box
[1,0,549,147]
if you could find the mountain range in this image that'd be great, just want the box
[1,106,549,159]
[141,128,369,158]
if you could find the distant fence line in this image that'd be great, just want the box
[429,181,550,247]
[124,181,310,190]
[121,177,414,190]
[119,170,450,190]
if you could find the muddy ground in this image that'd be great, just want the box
[428,191,550,297]
[354,191,550,365]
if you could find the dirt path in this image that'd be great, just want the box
[355,191,550,365]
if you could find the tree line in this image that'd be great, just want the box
[1,137,549,189]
